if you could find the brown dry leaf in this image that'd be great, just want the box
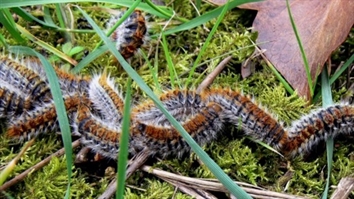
[211,0,354,99]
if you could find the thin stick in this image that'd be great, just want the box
[0,139,35,186]
[330,177,354,199]
[196,56,232,94]
[0,140,80,191]
[98,149,151,199]
[163,177,218,199]
[140,165,307,199]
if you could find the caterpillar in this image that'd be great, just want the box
[1,55,353,160]
[107,10,148,59]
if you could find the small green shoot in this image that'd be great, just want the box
[116,77,132,199]
[286,0,313,98]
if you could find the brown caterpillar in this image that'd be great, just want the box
[1,55,353,160]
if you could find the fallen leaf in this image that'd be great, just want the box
[211,0,354,99]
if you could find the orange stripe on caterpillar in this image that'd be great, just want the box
[87,74,124,124]
[0,56,50,103]
[130,102,224,158]
[3,55,354,160]
[202,88,284,146]
[76,104,121,158]
[6,94,89,141]
[279,104,354,157]
[0,82,32,118]
[0,56,90,101]
[108,10,148,59]
[131,90,203,126]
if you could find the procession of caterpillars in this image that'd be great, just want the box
[2,54,354,160]
[1,10,354,163]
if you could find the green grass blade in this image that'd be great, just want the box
[313,54,354,103]
[0,9,25,43]
[116,78,132,199]
[71,45,108,73]
[320,67,334,199]
[43,6,56,26]
[286,0,313,97]
[144,0,188,22]
[15,24,77,65]
[0,33,8,48]
[161,0,261,36]
[141,50,162,92]
[2,0,173,19]
[161,32,178,88]
[77,5,252,198]
[186,0,229,87]
[330,53,354,85]
[55,4,66,28]
[268,62,294,94]
[8,46,73,199]
[12,7,59,29]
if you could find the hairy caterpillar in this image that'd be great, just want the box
[1,56,353,160]
[1,9,353,160]
[107,10,148,59]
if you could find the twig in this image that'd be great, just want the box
[330,177,354,199]
[98,149,151,199]
[0,140,80,191]
[0,139,35,186]
[196,56,232,94]
[141,165,308,199]
[163,177,218,199]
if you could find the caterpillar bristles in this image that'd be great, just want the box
[280,104,354,158]
[130,102,224,158]
[1,51,354,160]
[6,94,89,142]
[107,10,148,59]
[88,73,125,124]
[0,56,51,104]
[76,104,121,158]
[0,81,33,119]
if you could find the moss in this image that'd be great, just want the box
[1,1,354,198]
[15,157,108,199]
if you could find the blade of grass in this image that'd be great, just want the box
[185,0,229,88]
[0,33,9,48]
[43,6,56,26]
[55,4,66,28]
[54,3,73,42]
[0,9,25,43]
[161,32,179,88]
[313,54,354,103]
[15,24,78,65]
[196,0,201,9]
[71,45,108,73]
[12,7,58,29]
[286,0,313,98]
[0,139,35,186]
[145,0,188,22]
[330,53,354,85]
[8,46,73,199]
[160,0,261,37]
[268,63,294,94]
[77,5,252,198]
[141,50,162,92]
[12,7,95,33]
[252,42,295,94]
[2,0,173,19]
[116,77,132,199]
[320,67,334,199]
